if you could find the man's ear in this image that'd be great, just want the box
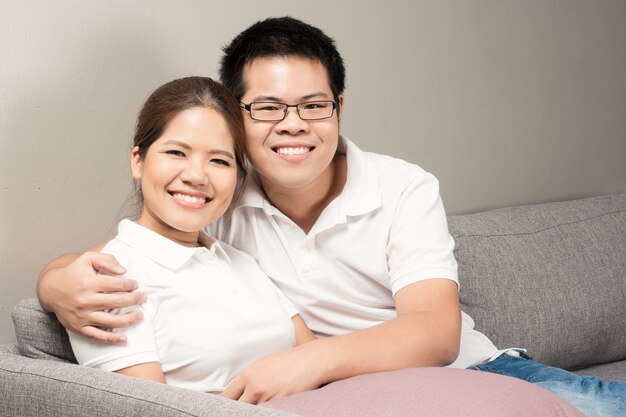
[336,95,345,122]
[130,146,143,180]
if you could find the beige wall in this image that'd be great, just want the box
[1,0,625,343]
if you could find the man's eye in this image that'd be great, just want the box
[303,102,328,110]
[165,150,185,157]
[257,105,281,111]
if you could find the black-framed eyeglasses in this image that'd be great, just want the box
[240,100,337,121]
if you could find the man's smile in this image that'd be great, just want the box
[273,145,315,155]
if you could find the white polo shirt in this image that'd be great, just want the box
[68,220,298,392]
[209,136,498,369]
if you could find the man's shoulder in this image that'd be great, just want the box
[206,215,259,252]
[344,137,430,185]
[360,149,435,197]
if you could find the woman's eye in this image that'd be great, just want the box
[165,150,185,157]
[211,158,231,167]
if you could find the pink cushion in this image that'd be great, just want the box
[262,367,583,417]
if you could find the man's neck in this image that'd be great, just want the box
[260,153,347,234]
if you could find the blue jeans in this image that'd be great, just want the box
[469,352,626,417]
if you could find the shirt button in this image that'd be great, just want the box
[302,247,309,255]
[232,288,239,295]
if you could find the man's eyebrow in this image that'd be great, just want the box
[301,92,331,101]
[250,92,331,102]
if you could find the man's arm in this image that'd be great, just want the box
[37,248,146,343]
[292,314,316,345]
[222,278,461,404]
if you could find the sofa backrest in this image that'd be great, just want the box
[448,194,626,370]
[12,298,77,363]
[13,194,626,372]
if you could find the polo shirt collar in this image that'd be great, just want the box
[336,136,382,216]
[235,136,382,219]
[238,171,268,210]
[115,219,230,270]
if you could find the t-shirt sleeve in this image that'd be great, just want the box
[274,285,300,318]
[386,171,459,296]
[67,241,161,372]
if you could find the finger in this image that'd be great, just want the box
[89,310,143,329]
[81,325,128,344]
[258,391,280,404]
[84,252,127,275]
[238,389,261,405]
[222,378,245,400]
[91,291,147,311]
[93,275,139,293]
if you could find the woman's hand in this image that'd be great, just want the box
[37,251,146,343]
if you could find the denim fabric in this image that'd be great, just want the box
[469,353,626,417]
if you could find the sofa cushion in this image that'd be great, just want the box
[574,358,626,382]
[0,344,295,417]
[448,194,626,370]
[12,298,77,363]
[263,367,584,417]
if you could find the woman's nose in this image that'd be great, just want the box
[181,160,208,185]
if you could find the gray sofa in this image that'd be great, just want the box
[1,193,624,416]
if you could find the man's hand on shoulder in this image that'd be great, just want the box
[37,250,146,344]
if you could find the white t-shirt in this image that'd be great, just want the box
[68,220,298,392]
[209,136,499,369]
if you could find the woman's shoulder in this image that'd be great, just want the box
[99,237,152,283]
[101,236,135,265]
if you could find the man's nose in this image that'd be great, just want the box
[275,106,310,135]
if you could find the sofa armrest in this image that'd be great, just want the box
[0,345,298,417]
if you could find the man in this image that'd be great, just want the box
[38,17,624,414]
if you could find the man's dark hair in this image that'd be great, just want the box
[220,16,345,102]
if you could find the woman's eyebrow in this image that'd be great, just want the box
[162,140,191,149]
[162,140,234,159]
[210,149,235,159]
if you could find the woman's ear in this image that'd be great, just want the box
[130,146,143,180]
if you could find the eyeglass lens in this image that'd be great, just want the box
[250,101,334,121]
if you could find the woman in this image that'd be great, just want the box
[68,76,314,393]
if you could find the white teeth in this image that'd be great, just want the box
[276,146,310,155]
[172,193,206,204]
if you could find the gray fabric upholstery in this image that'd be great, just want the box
[448,193,626,371]
[12,298,76,363]
[0,343,297,417]
[1,342,584,417]
[573,359,626,382]
[3,194,625,416]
